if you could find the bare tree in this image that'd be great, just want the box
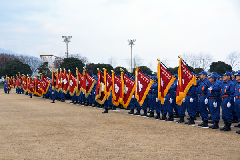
[69,53,89,63]
[53,56,64,69]
[225,51,240,70]
[108,56,117,68]
[182,52,213,70]
[126,54,143,69]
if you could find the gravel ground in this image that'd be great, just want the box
[0,89,240,160]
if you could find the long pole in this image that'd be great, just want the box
[131,42,132,73]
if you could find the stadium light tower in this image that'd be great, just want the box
[128,39,136,73]
[62,36,72,58]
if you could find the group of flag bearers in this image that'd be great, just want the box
[4,56,240,134]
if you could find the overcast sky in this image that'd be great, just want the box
[0,0,240,71]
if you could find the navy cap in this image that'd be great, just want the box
[200,71,208,76]
[232,71,236,75]
[210,74,217,79]
[223,72,231,76]
[236,71,240,76]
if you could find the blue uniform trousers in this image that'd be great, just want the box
[209,98,220,122]
[185,96,196,117]
[199,95,209,121]
[235,98,240,121]
[222,97,233,122]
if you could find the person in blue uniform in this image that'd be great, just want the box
[4,80,7,93]
[231,71,239,123]
[197,71,211,128]
[220,72,235,131]
[207,74,221,129]
[234,71,240,133]
[165,77,178,121]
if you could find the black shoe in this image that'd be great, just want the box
[102,109,108,113]
[185,117,195,125]
[154,113,160,119]
[187,117,196,120]
[70,101,74,103]
[51,100,55,103]
[220,122,227,131]
[224,122,231,131]
[160,113,167,120]
[234,123,240,128]
[202,120,208,127]
[232,115,239,123]
[165,115,174,121]
[236,130,240,134]
[112,106,116,110]
[128,109,134,114]
[30,96,32,98]
[141,110,148,116]
[211,121,219,129]
[134,110,141,115]
[176,116,185,123]
[147,111,154,117]
[174,112,180,118]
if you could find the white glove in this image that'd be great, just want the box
[208,87,212,91]
[234,97,235,102]
[52,92,55,94]
[156,98,159,102]
[204,98,208,104]
[182,98,185,103]
[227,102,231,108]
[83,92,85,95]
[213,102,217,108]
[164,98,166,101]
[132,95,135,98]
[169,98,173,104]
[190,98,194,103]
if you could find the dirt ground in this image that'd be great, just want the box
[0,89,240,159]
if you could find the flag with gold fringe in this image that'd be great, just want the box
[28,77,35,94]
[69,71,78,96]
[35,78,43,96]
[157,60,176,104]
[63,70,69,94]
[95,70,106,104]
[82,69,96,98]
[76,69,84,96]
[40,75,50,95]
[176,57,197,105]
[104,69,113,99]
[120,71,135,108]
[52,70,57,90]
[22,75,28,92]
[135,68,153,106]
[112,71,122,106]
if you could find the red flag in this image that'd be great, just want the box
[35,78,43,96]
[76,69,84,96]
[52,70,57,90]
[69,71,78,96]
[12,77,16,88]
[17,74,22,88]
[6,76,11,90]
[62,70,69,94]
[135,68,153,106]
[120,72,135,108]
[95,70,106,104]
[157,61,176,104]
[104,69,113,99]
[22,76,28,92]
[176,58,196,105]
[112,72,122,106]
[82,70,96,98]
[41,75,50,94]
[28,78,35,94]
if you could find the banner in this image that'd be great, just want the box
[95,70,106,104]
[112,72,122,106]
[135,68,153,106]
[104,69,113,99]
[63,70,69,94]
[82,70,96,98]
[22,76,28,92]
[69,71,78,96]
[120,72,135,108]
[40,75,50,95]
[157,61,176,104]
[28,78,35,94]
[76,69,84,96]
[35,78,43,96]
[52,70,57,90]
[176,58,197,105]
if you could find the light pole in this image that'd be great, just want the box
[62,36,72,58]
[128,39,136,73]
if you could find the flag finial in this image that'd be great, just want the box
[157,58,160,61]
[178,55,181,58]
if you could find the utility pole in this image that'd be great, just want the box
[62,36,72,58]
[128,39,136,73]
